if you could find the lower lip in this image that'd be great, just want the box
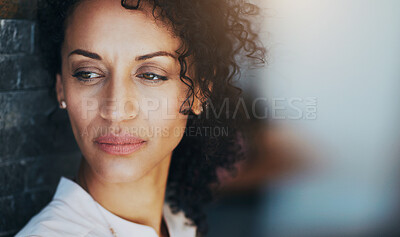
[95,142,146,155]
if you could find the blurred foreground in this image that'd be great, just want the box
[206,0,400,236]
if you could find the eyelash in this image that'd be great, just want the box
[72,71,169,83]
[72,71,102,82]
[137,73,168,83]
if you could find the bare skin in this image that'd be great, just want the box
[55,0,202,235]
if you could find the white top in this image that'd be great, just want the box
[16,176,197,237]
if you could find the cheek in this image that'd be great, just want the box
[145,113,187,166]
[138,83,188,152]
[64,87,98,147]
[141,85,188,138]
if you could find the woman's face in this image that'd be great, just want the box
[56,0,196,182]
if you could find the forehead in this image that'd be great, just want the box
[63,0,180,57]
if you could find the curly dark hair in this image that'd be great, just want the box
[38,0,266,235]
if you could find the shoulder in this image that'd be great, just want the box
[163,203,198,237]
[15,199,98,237]
[16,176,110,237]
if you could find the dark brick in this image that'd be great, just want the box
[20,56,52,89]
[0,3,79,233]
[0,161,28,196]
[13,0,38,20]
[25,151,81,190]
[0,56,19,90]
[0,0,37,20]
[0,0,19,19]
[0,189,52,233]
[0,151,80,232]
[0,230,17,237]
[0,90,56,130]
[0,55,52,90]
[0,19,34,54]
[0,90,79,161]
[0,123,79,162]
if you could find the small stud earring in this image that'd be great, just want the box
[198,101,208,114]
[60,100,67,109]
[201,101,209,113]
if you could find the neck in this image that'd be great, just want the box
[77,155,171,236]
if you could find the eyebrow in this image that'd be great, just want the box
[68,49,176,61]
[136,51,177,61]
[68,49,102,60]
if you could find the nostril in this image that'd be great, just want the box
[122,99,139,119]
[121,0,141,9]
[125,107,138,119]
[127,114,137,119]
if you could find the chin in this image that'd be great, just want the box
[93,157,153,183]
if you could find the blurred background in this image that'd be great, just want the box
[206,0,400,237]
[1,0,400,236]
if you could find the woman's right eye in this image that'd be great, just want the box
[72,71,103,82]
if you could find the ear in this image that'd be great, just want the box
[191,89,203,115]
[191,80,213,115]
[56,73,65,104]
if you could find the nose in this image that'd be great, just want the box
[100,75,139,122]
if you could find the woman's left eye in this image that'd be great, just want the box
[137,73,168,83]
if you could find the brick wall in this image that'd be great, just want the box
[0,6,81,236]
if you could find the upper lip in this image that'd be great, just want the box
[94,134,146,145]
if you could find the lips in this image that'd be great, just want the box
[94,134,146,155]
